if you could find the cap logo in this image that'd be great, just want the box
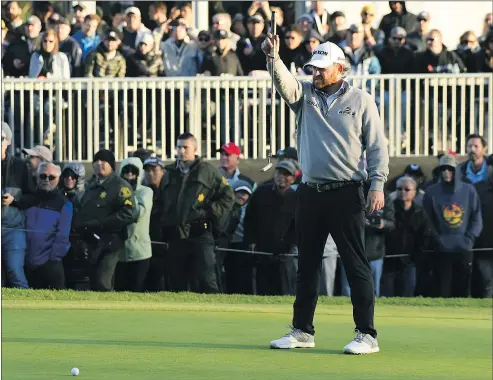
[314,50,328,56]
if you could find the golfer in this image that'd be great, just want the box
[262,34,389,354]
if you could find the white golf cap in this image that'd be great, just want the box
[303,41,347,69]
[140,33,155,46]
[125,6,141,18]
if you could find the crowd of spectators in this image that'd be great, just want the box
[2,1,492,80]
[2,120,493,298]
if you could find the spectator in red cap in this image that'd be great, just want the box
[218,142,256,189]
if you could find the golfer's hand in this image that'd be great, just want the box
[261,33,279,58]
[366,190,384,214]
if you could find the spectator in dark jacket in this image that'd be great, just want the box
[388,164,426,206]
[405,11,430,52]
[24,15,42,53]
[341,184,395,297]
[244,160,298,296]
[279,25,308,74]
[382,176,430,297]
[1,122,31,288]
[471,155,493,298]
[142,157,167,292]
[423,154,483,297]
[56,17,83,77]
[59,162,86,203]
[377,27,415,75]
[5,1,25,42]
[20,162,73,289]
[236,15,268,75]
[360,5,385,52]
[327,11,349,45]
[2,30,31,77]
[126,33,164,77]
[84,27,126,77]
[455,31,481,72]
[379,1,418,40]
[469,31,493,73]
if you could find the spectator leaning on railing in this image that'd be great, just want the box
[18,162,72,290]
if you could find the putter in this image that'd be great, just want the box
[260,11,277,172]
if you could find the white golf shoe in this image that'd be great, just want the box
[269,326,315,349]
[343,330,380,355]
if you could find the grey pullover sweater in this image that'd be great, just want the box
[268,58,389,192]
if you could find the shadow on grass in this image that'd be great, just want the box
[3,337,343,355]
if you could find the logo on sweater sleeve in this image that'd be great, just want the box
[442,203,464,228]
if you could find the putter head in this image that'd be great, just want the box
[260,162,273,172]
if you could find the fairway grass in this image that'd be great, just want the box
[2,290,492,380]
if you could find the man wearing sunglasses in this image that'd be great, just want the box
[423,154,483,297]
[19,162,73,290]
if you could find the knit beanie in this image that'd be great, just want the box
[93,149,116,171]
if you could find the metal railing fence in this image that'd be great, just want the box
[2,73,492,161]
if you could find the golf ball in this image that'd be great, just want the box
[71,368,80,376]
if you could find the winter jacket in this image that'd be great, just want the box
[59,162,86,204]
[385,199,430,270]
[468,49,493,73]
[119,157,153,262]
[339,41,381,76]
[414,47,466,74]
[72,31,101,59]
[237,34,269,74]
[406,31,426,53]
[20,190,73,267]
[126,51,164,77]
[423,171,483,253]
[1,154,32,228]
[28,51,71,79]
[377,46,415,75]
[84,43,126,78]
[160,157,235,240]
[474,179,493,251]
[379,2,418,39]
[243,184,297,255]
[1,37,30,77]
[59,36,83,77]
[161,38,198,76]
[364,185,395,261]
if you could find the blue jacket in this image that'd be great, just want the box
[423,172,483,253]
[72,31,101,60]
[22,191,73,266]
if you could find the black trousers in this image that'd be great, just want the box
[224,242,254,295]
[90,250,120,292]
[256,256,297,296]
[471,252,493,298]
[433,251,473,298]
[166,231,218,294]
[144,247,168,292]
[114,258,151,292]
[26,260,65,290]
[293,183,376,337]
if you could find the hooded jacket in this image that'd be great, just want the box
[423,169,483,253]
[379,2,418,39]
[60,162,86,204]
[119,157,153,262]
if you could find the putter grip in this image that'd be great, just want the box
[271,12,277,36]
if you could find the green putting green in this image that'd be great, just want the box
[2,290,492,380]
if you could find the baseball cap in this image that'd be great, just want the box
[276,147,298,161]
[232,13,244,22]
[140,33,155,46]
[276,160,297,176]
[22,145,53,162]
[213,29,229,40]
[297,14,314,23]
[73,2,86,11]
[404,164,424,176]
[390,26,407,38]
[27,15,42,26]
[2,122,12,142]
[143,157,165,169]
[106,27,123,41]
[232,179,253,195]
[248,14,264,23]
[218,142,241,155]
[439,154,457,168]
[198,30,212,40]
[361,5,376,15]
[125,6,141,18]
[417,11,430,21]
[303,41,347,69]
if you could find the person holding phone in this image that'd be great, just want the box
[1,122,32,288]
